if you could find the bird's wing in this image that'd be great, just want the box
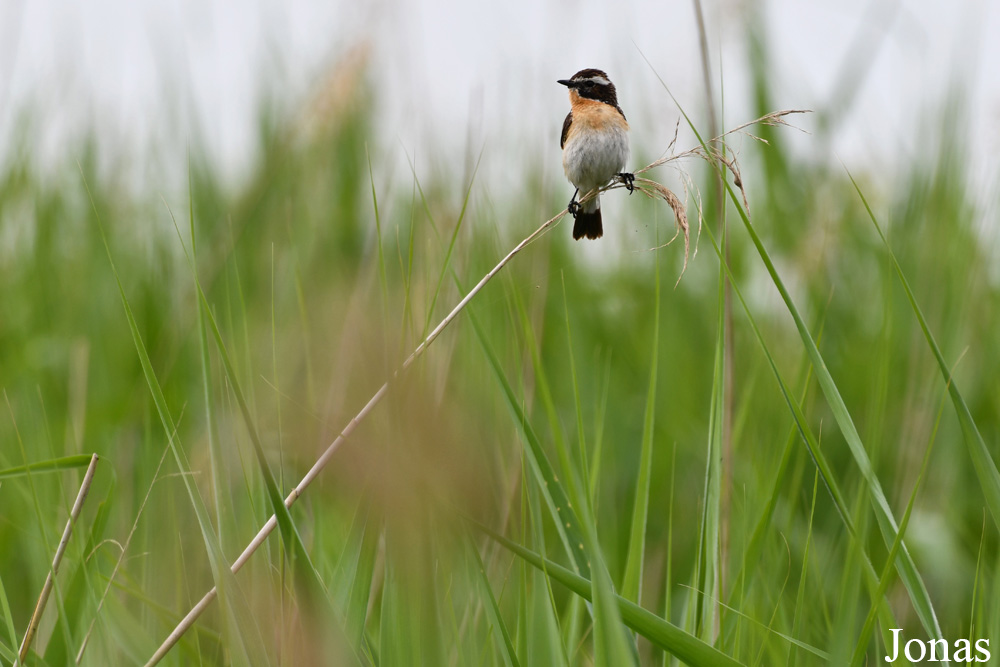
[560,112,573,149]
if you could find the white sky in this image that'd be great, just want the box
[2,0,998,206]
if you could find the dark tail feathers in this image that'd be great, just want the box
[572,209,603,240]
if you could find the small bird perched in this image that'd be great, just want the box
[558,68,634,240]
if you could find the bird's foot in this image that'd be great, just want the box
[567,199,581,217]
[617,172,635,194]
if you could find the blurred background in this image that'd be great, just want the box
[1,0,999,665]
[5,0,999,190]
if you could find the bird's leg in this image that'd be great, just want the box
[567,188,580,217]
[617,172,635,194]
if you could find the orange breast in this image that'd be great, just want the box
[565,97,629,143]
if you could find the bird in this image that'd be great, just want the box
[558,68,634,240]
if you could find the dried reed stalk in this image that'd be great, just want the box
[19,454,100,664]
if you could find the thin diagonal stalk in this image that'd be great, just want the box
[18,454,99,663]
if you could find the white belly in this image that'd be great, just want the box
[562,125,630,195]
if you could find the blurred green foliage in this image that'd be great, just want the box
[1,30,998,666]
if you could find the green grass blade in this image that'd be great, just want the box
[0,455,94,480]
[560,273,593,505]
[851,173,1000,530]
[474,522,744,667]
[186,166,226,545]
[787,470,820,667]
[660,442,677,667]
[346,513,380,650]
[378,557,401,666]
[511,278,581,520]
[0,572,17,667]
[524,455,571,666]
[421,147,484,338]
[518,461,531,660]
[621,246,660,605]
[588,355,612,505]
[589,540,638,666]
[468,537,521,667]
[333,494,374,606]
[565,462,636,665]
[695,232,726,640]
[366,144,390,328]
[850,388,947,666]
[690,586,831,662]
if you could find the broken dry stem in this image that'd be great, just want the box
[19,453,99,664]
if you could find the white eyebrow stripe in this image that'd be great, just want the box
[579,76,611,86]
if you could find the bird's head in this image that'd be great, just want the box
[558,69,619,107]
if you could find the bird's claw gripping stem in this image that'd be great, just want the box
[617,172,635,194]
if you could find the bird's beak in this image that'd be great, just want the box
[557,79,575,88]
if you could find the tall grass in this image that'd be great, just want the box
[1,30,998,667]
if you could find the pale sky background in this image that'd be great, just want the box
[2,0,998,211]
